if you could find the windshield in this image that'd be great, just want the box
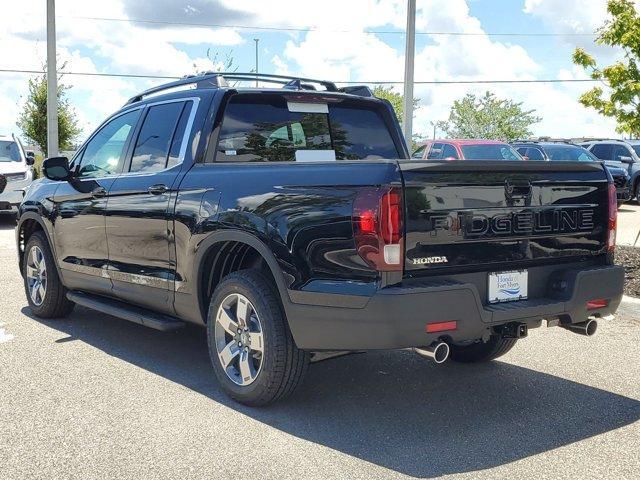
[632,145,640,156]
[0,140,22,162]
[460,144,522,161]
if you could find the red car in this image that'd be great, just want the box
[412,139,523,161]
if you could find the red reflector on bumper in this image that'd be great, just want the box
[426,321,457,333]
[587,299,608,310]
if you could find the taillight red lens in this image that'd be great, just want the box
[607,183,617,253]
[353,187,404,272]
[587,299,608,310]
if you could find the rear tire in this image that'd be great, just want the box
[206,269,309,406]
[23,231,75,318]
[449,336,518,363]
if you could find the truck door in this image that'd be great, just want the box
[52,109,141,296]
[105,99,196,314]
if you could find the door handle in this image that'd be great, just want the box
[148,184,168,195]
[91,186,107,198]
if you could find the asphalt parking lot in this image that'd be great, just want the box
[0,214,639,480]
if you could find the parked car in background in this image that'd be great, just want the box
[0,134,35,217]
[412,139,523,161]
[512,141,631,206]
[580,139,640,203]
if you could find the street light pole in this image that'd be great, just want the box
[254,38,259,87]
[402,0,416,145]
[46,0,58,157]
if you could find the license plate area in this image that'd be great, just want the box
[488,270,528,304]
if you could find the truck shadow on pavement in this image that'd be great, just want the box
[24,306,640,478]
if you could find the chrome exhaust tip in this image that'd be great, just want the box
[414,341,450,364]
[561,319,598,337]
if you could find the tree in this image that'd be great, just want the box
[437,91,541,141]
[17,72,80,156]
[573,0,640,136]
[372,85,420,126]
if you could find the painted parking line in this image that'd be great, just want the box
[0,323,14,343]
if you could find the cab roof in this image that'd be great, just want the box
[125,72,374,106]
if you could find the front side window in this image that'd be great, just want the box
[427,143,444,159]
[590,144,613,160]
[544,145,597,162]
[412,145,426,159]
[441,144,459,160]
[77,110,141,178]
[215,94,399,162]
[519,147,544,161]
[0,141,21,162]
[130,102,186,173]
[612,144,633,162]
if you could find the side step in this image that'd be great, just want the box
[67,291,186,331]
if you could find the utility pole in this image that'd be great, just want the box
[46,0,58,157]
[402,0,416,145]
[254,38,259,87]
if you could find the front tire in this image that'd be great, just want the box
[449,336,518,363]
[23,231,75,318]
[206,270,309,406]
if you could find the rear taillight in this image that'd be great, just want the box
[587,299,608,310]
[607,183,617,253]
[353,187,404,271]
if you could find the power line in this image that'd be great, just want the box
[0,68,600,84]
[59,15,597,37]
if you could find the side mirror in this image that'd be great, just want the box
[42,156,71,181]
[25,151,35,165]
[619,155,633,164]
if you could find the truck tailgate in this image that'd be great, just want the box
[399,160,610,275]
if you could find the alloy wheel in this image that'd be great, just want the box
[214,293,265,386]
[26,245,47,306]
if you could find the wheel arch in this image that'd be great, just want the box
[16,213,59,277]
[194,230,292,325]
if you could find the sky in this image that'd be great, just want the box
[0,0,628,145]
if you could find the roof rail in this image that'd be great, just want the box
[124,71,339,105]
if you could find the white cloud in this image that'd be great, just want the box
[0,0,623,142]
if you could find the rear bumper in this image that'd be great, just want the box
[286,265,625,350]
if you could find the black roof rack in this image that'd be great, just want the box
[125,71,343,105]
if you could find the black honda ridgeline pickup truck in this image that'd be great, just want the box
[17,73,624,406]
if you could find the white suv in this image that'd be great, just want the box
[0,134,35,216]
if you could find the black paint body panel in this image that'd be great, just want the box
[16,86,622,351]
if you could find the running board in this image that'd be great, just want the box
[66,291,186,331]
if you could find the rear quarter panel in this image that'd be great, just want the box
[173,160,403,319]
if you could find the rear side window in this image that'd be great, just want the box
[590,144,613,160]
[214,94,399,162]
[130,102,187,173]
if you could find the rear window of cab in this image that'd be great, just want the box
[214,94,400,162]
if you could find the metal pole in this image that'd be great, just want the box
[254,38,259,87]
[46,0,58,157]
[402,0,416,145]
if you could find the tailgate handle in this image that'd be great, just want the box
[505,179,532,199]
